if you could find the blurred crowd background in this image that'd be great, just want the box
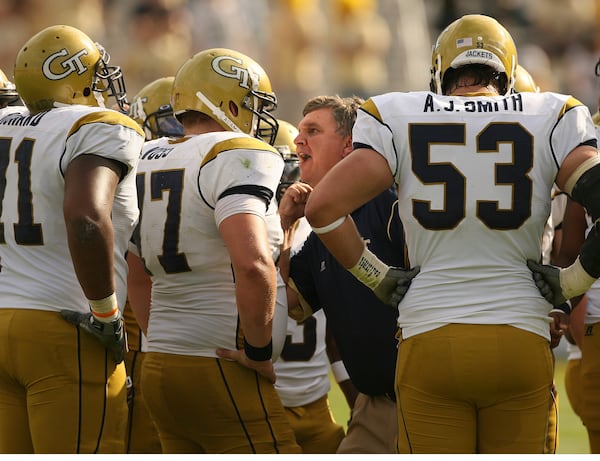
[1,0,599,124]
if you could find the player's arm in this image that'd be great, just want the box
[62,153,127,363]
[305,148,419,305]
[326,326,358,410]
[552,197,587,268]
[529,144,600,305]
[218,212,276,383]
[126,251,152,335]
[64,153,121,299]
[565,294,587,348]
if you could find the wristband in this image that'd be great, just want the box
[560,258,596,300]
[331,360,350,383]
[244,338,273,361]
[88,292,119,322]
[348,245,389,290]
[550,300,572,316]
[311,215,347,235]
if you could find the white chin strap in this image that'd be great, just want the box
[93,90,106,108]
[434,55,442,93]
[195,91,242,133]
[506,56,517,95]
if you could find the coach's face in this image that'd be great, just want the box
[294,108,352,187]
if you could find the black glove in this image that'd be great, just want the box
[373,266,420,307]
[526,260,565,307]
[61,310,127,364]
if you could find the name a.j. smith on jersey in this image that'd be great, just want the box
[423,92,524,113]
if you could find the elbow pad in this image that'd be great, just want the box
[571,162,600,222]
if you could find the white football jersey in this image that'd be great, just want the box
[274,218,331,407]
[0,105,144,312]
[541,186,567,265]
[136,132,285,357]
[274,309,330,407]
[355,91,597,340]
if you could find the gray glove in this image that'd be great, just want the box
[61,310,127,364]
[373,266,420,307]
[526,259,566,307]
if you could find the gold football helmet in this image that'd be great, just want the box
[513,65,539,93]
[0,68,19,108]
[14,24,128,114]
[172,48,278,144]
[269,119,300,202]
[129,76,183,140]
[430,14,517,95]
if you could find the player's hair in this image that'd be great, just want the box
[302,95,364,137]
[442,64,508,95]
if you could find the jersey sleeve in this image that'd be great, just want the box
[62,110,145,175]
[353,96,399,177]
[199,136,284,210]
[551,96,597,166]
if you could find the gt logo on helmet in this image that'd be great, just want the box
[211,55,258,90]
[42,48,89,81]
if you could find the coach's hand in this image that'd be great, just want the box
[374,266,420,307]
[61,310,127,364]
[216,348,276,384]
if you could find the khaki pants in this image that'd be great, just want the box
[336,393,398,453]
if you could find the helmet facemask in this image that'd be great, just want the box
[145,104,184,138]
[92,43,128,112]
[243,87,278,145]
[0,84,19,108]
[276,156,300,203]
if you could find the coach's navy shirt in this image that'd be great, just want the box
[289,187,405,396]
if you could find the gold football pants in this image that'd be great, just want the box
[581,322,600,453]
[124,349,161,453]
[0,308,127,453]
[141,351,302,453]
[283,394,344,453]
[395,324,554,454]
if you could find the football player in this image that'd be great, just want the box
[122,76,184,454]
[272,119,301,203]
[513,63,562,454]
[552,195,590,448]
[304,14,600,453]
[271,119,346,453]
[0,25,144,453]
[126,48,300,453]
[549,59,600,450]
[129,76,183,141]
